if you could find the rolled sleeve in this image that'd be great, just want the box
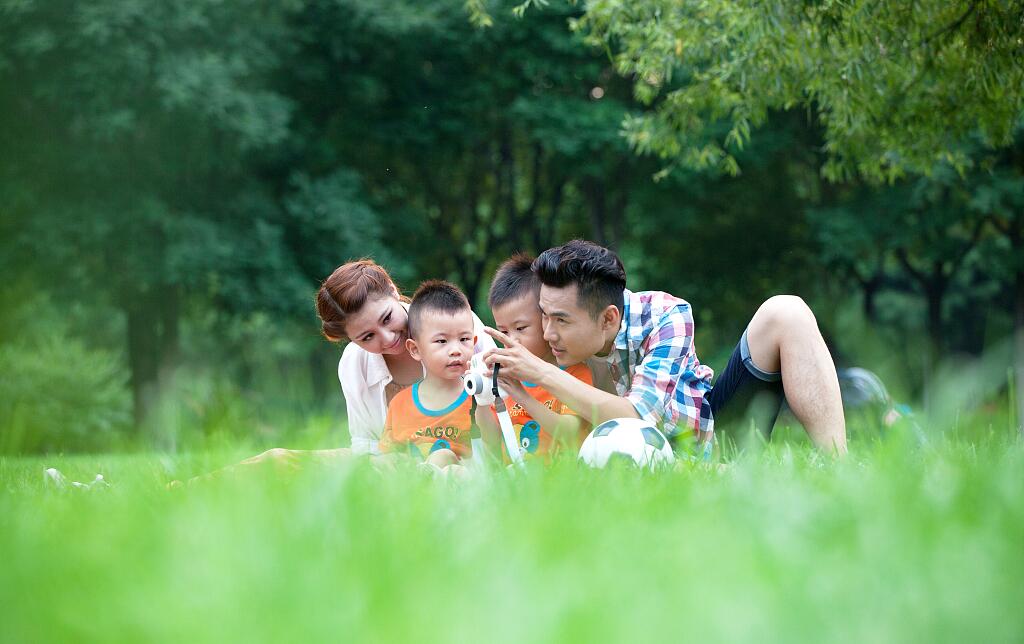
[624,305,713,438]
[339,348,383,455]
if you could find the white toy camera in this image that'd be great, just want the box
[463,355,506,406]
[462,354,523,465]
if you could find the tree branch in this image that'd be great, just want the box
[921,0,981,46]
[895,247,927,286]
[948,216,988,273]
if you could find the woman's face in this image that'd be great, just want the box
[345,295,409,355]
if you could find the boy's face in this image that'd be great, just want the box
[406,309,475,380]
[492,293,552,362]
[538,283,620,366]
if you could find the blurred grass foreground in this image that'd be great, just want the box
[2,430,1023,642]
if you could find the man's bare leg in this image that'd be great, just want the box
[746,295,847,454]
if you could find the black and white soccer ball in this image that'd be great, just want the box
[578,418,675,470]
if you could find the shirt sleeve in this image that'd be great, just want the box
[624,304,713,438]
[338,346,383,455]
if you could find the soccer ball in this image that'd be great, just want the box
[578,418,675,470]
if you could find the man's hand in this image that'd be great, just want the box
[482,327,554,383]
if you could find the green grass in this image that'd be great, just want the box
[1,432,1022,642]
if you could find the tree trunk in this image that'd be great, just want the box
[925,283,945,358]
[533,179,564,252]
[922,269,948,393]
[155,285,180,449]
[126,291,162,431]
[861,272,882,323]
[499,132,519,250]
[608,183,628,251]
[585,177,607,245]
[863,282,877,323]
[125,285,181,438]
[1014,237,1024,436]
[310,348,333,405]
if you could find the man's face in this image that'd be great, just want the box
[538,284,617,366]
[492,293,552,362]
[406,309,475,381]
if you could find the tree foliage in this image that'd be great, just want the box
[494,0,1024,182]
[1,0,1021,448]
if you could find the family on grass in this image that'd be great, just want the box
[190,239,845,482]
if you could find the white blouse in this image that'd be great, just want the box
[337,310,496,455]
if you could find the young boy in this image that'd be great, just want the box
[380,280,482,468]
[486,253,593,460]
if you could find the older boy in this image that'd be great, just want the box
[485,254,593,460]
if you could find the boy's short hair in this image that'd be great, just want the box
[408,280,471,339]
[532,240,626,319]
[488,252,540,309]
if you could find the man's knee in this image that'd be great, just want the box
[754,295,817,333]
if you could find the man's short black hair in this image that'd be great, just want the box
[532,240,626,319]
[408,280,471,339]
[488,252,540,309]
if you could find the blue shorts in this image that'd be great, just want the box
[706,329,785,437]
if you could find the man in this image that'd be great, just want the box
[482,240,847,454]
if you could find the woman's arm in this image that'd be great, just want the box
[339,346,383,455]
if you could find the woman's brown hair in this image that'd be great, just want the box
[315,259,403,342]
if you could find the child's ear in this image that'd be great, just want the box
[406,338,422,361]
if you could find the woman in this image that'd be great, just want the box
[172,259,493,485]
[316,259,495,454]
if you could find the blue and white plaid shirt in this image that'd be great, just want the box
[593,289,715,440]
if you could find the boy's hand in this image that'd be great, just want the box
[498,376,528,402]
[482,327,553,383]
[474,405,502,453]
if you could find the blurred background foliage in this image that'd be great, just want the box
[1,0,1021,453]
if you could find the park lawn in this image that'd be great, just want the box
[1,432,1022,643]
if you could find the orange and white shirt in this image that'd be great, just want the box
[503,362,593,459]
[381,383,474,459]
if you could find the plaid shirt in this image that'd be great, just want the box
[594,289,715,439]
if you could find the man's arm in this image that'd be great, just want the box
[531,365,639,426]
[481,329,641,426]
[499,378,590,441]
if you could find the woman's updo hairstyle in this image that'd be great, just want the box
[316,259,403,342]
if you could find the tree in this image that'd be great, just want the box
[965,128,1024,429]
[287,0,646,306]
[0,1,302,428]
[568,0,1024,182]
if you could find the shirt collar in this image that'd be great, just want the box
[365,351,392,386]
[613,288,632,351]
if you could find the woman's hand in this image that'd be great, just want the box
[482,327,554,383]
